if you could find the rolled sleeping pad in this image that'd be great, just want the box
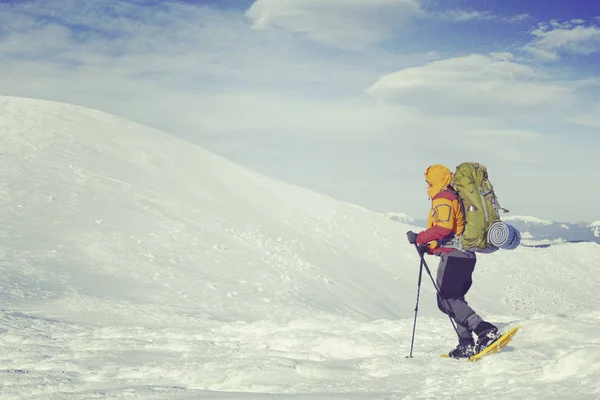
[487,222,521,250]
[505,228,521,250]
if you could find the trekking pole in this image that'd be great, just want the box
[406,251,424,358]
[412,244,462,342]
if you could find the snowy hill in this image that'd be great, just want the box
[1,96,600,399]
[0,95,411,324]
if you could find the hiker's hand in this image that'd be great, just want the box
[417,245,429,256]
[406,231,418,244]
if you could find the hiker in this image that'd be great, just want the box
[406,164,500,358]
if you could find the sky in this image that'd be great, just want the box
[1,0,600,223]
[2,95,600,398]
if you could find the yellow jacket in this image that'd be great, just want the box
[416,164,465,254]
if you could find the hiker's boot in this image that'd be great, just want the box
[474,322,501,354]
[448,338,475,359]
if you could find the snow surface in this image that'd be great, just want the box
[1,96,600,399]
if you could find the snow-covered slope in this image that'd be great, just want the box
[0,95,413,324]
[1,96,600,399]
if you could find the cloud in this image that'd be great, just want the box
[570,103,600,129]
[524,20,600,61]
[431,9,495,22]
[246,0,421,50]
[505,13,531,23]
[245,0,528,50]
[367,53,574,118]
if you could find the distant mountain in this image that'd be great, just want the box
[385,212,600,246]
[501,215,554,226]
[502,215,600,246]
[590,221,600,238]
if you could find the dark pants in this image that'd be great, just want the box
[435,250,484,341]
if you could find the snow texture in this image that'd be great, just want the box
[1,96,600,399]
[384,212,416,225]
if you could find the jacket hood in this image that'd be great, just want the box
[425,164,452,199]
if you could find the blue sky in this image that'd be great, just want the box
[1,0,599,223]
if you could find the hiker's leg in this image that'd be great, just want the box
[436,251,483,336]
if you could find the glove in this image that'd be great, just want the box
[417,245,429,257]
[406,231,418,244]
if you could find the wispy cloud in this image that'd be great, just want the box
[245,0,530,50]
[246,0,421,50]
[524,19,600,61]
[570,103,600,129]
[506,13,532,23]
[367,53,573,118]
[431,9,496,22]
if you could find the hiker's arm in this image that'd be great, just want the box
[416,198,454,245]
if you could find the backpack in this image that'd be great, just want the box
[451,162,509,253]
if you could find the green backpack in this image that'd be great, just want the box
[451,162,508,253]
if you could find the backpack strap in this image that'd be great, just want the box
[446,187,466,220]
[435,187,468,252]
[434,187,466,218]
